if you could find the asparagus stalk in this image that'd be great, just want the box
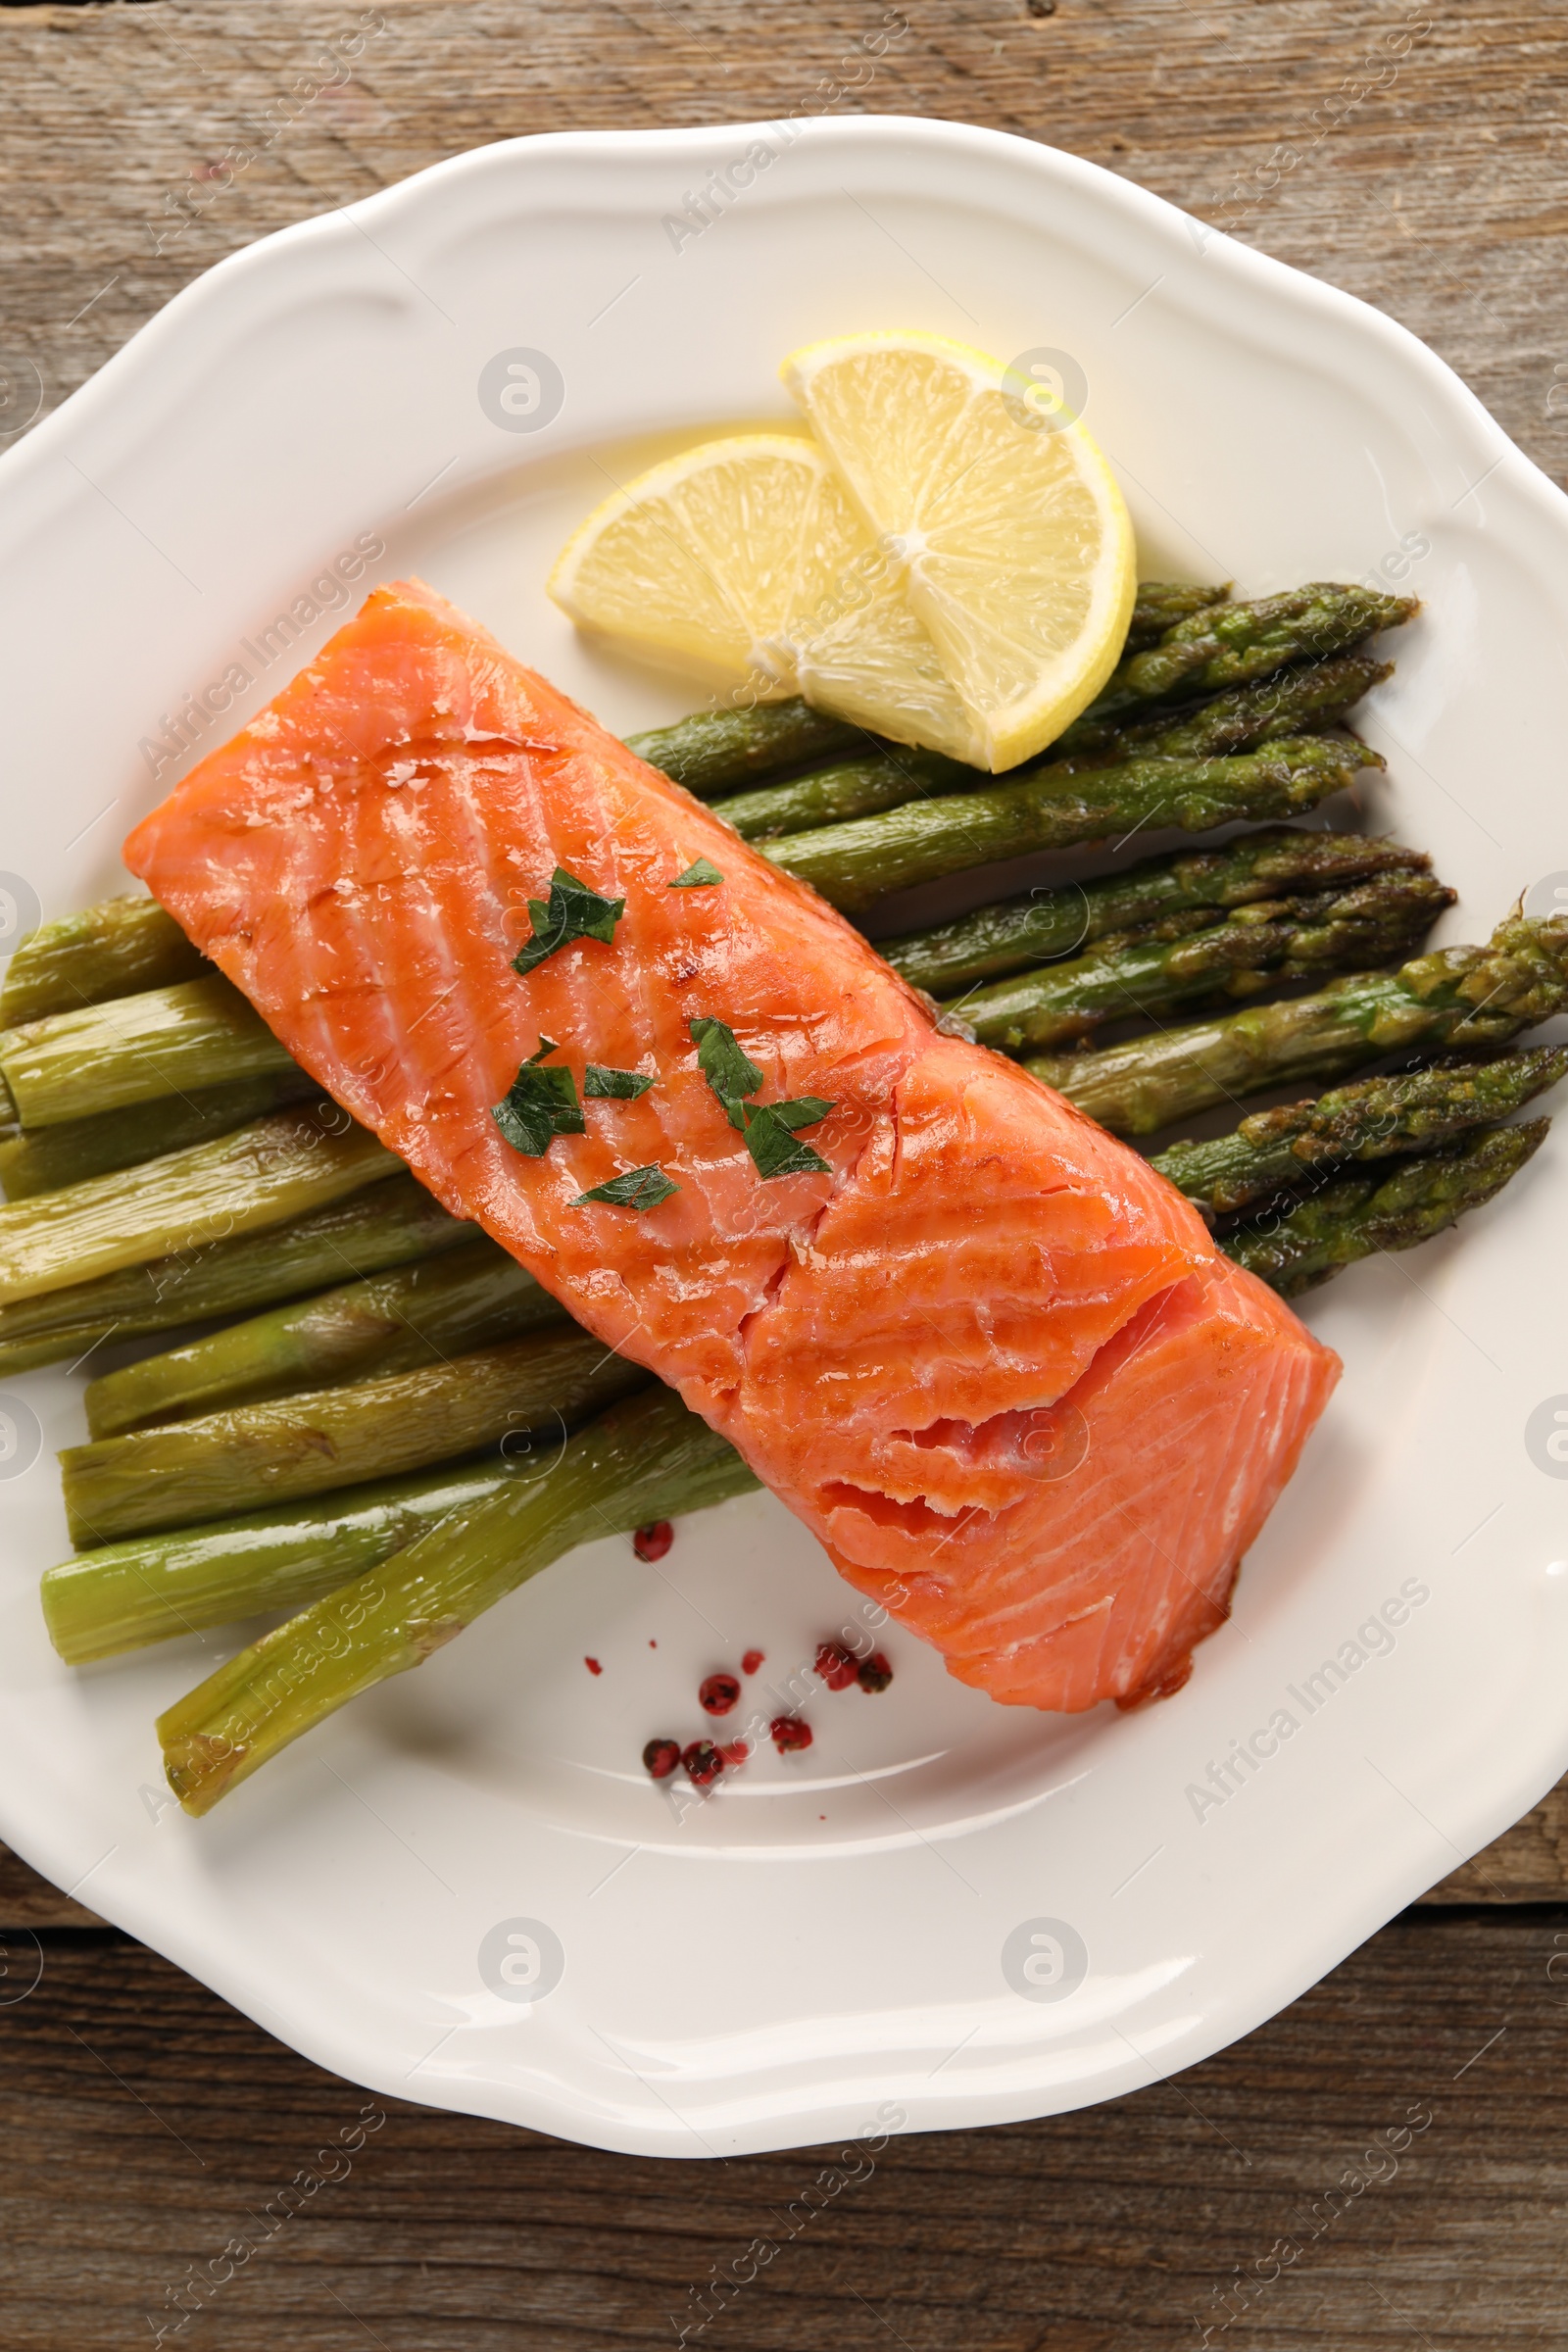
[44,1456,528,1663]
[953,870,1454,1054]
[0,1108,398,1307]
[156,1384,757,1812]
[0,972,296,1128]
[625,698,861,797]
[0,896,206,1026]
[716,653,1390,847]
[1050,652,1391,768]
[712,746,974,842]
[1056,585,1417,746]
[1126,581,1231,650]
[1223,1119,1549,1297]
[62,1326,648,1545]
[1152,1047,1568,1216]
[881,830,1429,998]
[83,1237,566,1438]
[0,1171,468,1373]
[768,734,1383,914]
[0,1069,318,1201]
[1028,907,1568,1137]
[50,1408,768,1665]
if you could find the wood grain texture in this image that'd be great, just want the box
[3,6,1567,2343]
[1,1914,1566,2350]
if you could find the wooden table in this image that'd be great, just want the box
[4,5,1566,2345]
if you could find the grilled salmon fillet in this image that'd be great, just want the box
[124,579,1338,1710]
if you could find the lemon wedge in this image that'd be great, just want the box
[547,433,984,762]
[781,330,1136,770]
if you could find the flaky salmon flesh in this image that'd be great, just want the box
[124,579,1339,1711]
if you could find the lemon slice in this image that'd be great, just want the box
[547,434,983,762]
[781,330,1137,770]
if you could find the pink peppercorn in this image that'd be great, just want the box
[682,1739,724,1788]
[643,1738,680,1780]
[700,1671,741,1716]
[770,1715,813,1753]
[815,1641,858,1691]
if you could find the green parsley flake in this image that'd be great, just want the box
[584,1064,657,1100]
[742,1098,833,1179]
[669,858,724,888]
[491,1038,584,1157]
[690,1016,763,1130]
[512,866,625,977]
[573,1163,680,1210]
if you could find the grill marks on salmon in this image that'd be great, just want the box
[124,578,1339,1712]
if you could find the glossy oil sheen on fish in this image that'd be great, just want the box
[124,579,1340,1711]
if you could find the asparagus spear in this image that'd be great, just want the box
[0,971,296,1128]
[1152,1047,1568,1216]
[716,653,1389,846]
[954,870,1454,1053]
[48,1409,768,1665]
[712,746,974,842]
[625,698,861,797]
[62,1326,648,1545]
[0,1171,468,1373]
[881,830,1429,998]
[0,1069,318,1201]
[43,1456,527,1663]
[0,1107,398,1307]
[83,1237,566,1438]
[1125,581,1231,650]
[1223,1118,1548,1297]
[1049,652,1391,768]
[768,734,1383,914]
[1056,585,1418,746]
[1028,907,1568,1137]
[0,896,206,1026]
[156,1384,757,1813]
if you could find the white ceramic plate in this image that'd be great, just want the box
[2,118,1566,2161]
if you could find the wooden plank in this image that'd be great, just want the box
[0,1913,1564,2349]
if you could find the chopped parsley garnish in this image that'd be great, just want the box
[690,1016,763,1131]
[689,1016,833,1173]
[669,858,724,888]
[573,1164,680,1210]
[512,866,625,977]
[491,1038,584,1157]
[741,1099,833,1179]
[584,1064,657,1100]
